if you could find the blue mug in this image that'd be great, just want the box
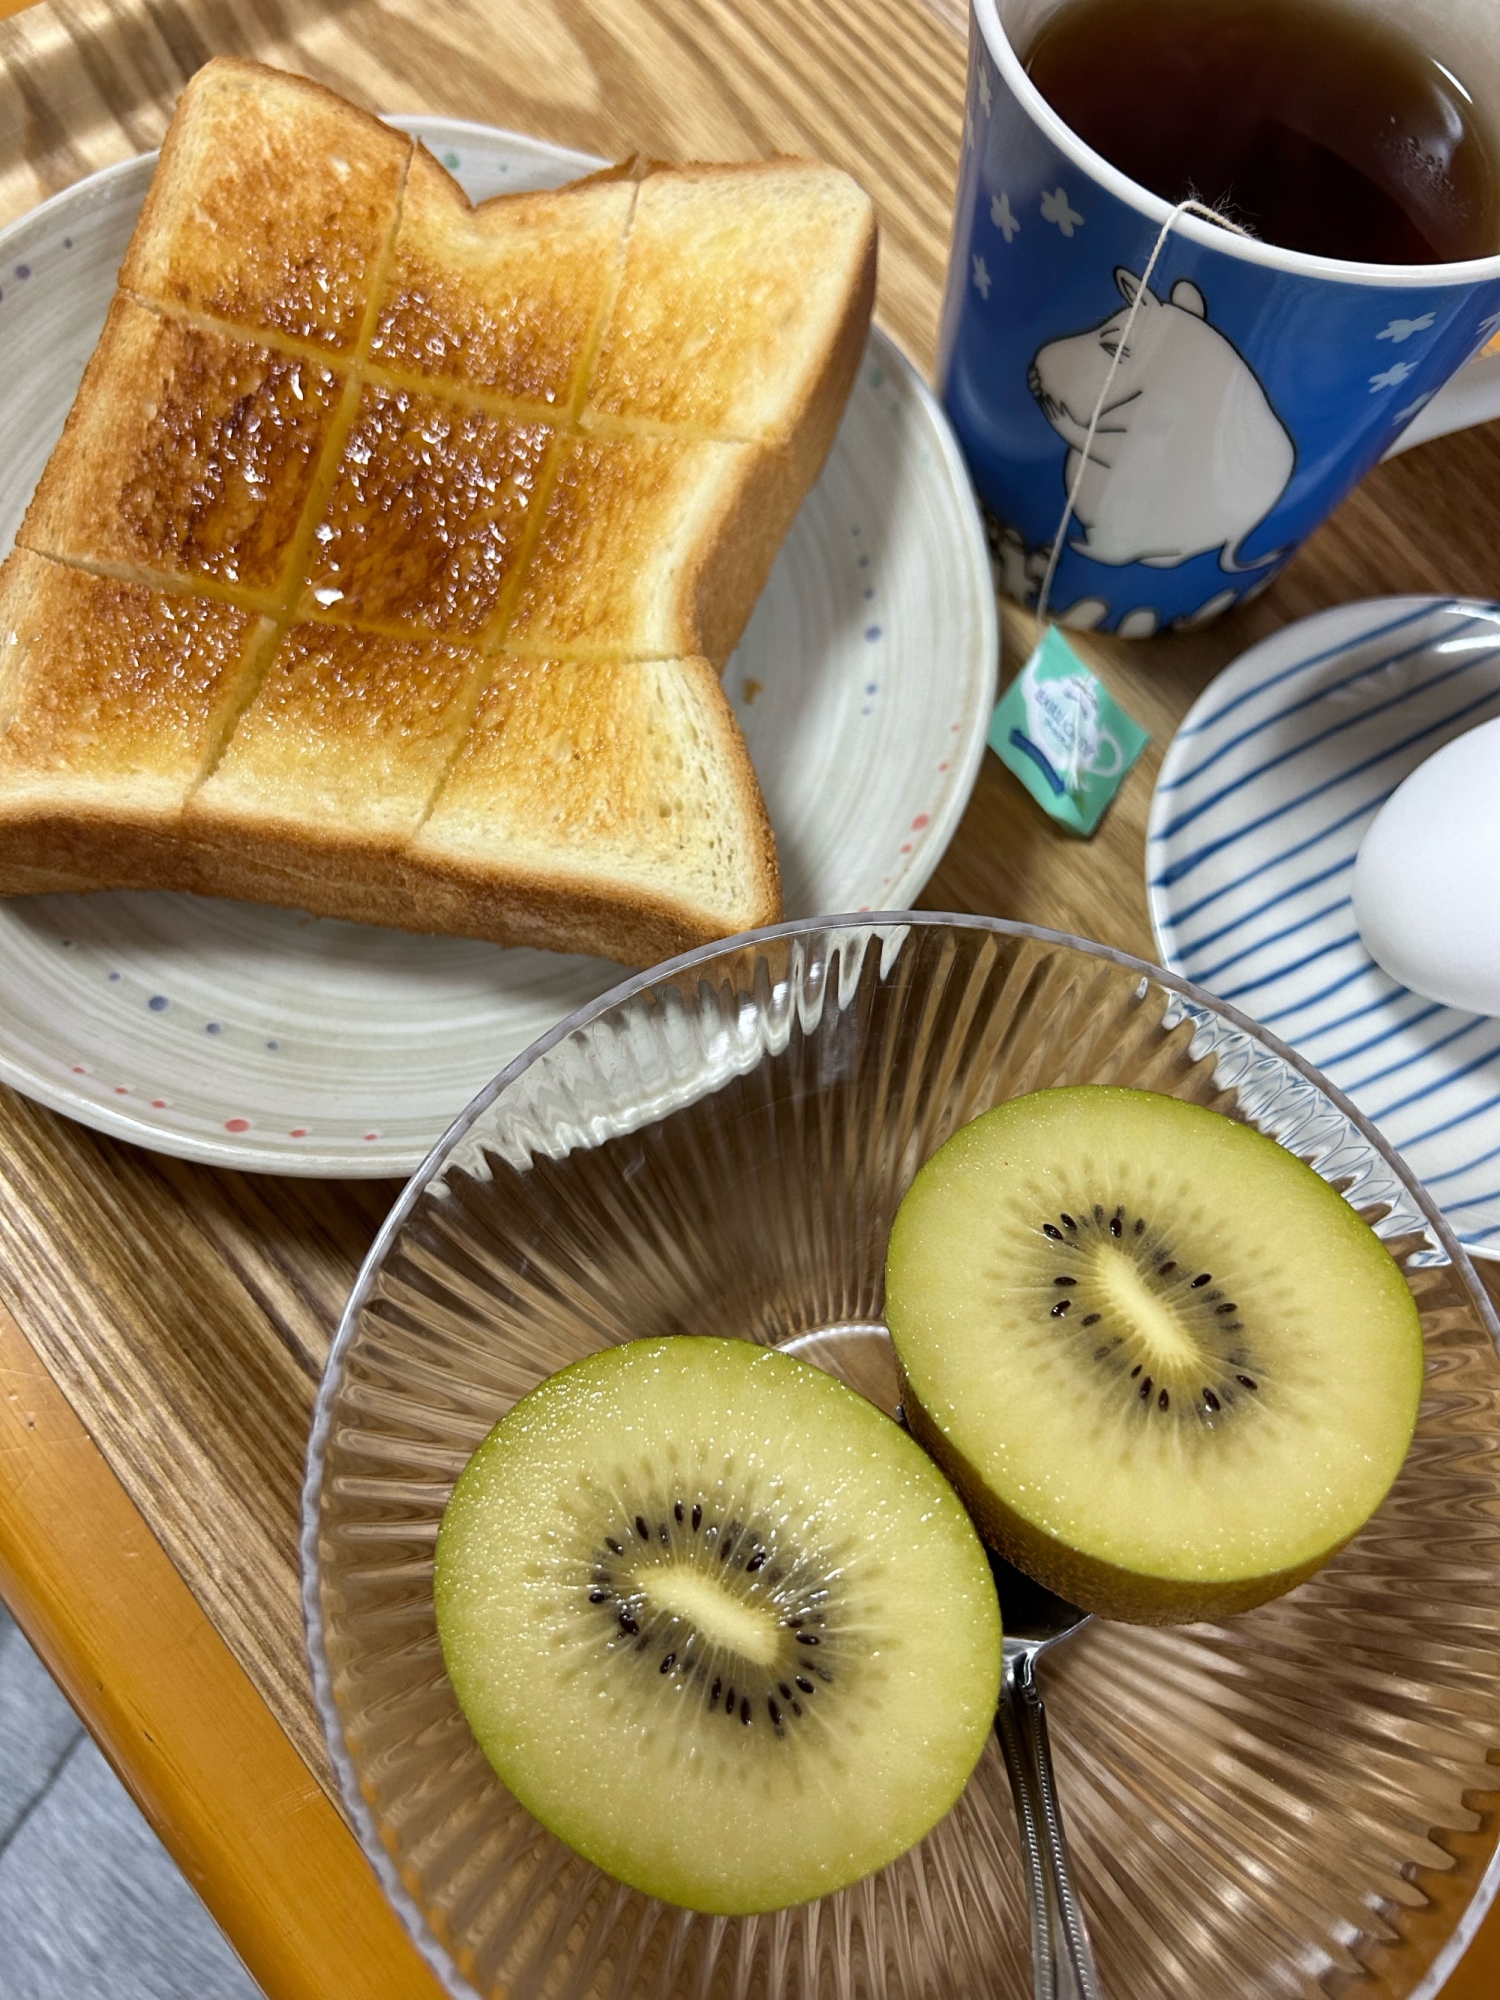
[940,0,1500,636]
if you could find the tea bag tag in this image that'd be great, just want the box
[990,194,1246,835]
[989,625,1149,836]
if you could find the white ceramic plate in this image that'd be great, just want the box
[1147,597,1500,1259]
[0,118,997,1176]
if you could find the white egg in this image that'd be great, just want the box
[1352,713,1500,1017]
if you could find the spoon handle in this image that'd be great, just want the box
[996,1662,1055,2000]
[999,1650,1106,2000]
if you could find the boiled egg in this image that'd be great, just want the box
[1352,713,1500,1017]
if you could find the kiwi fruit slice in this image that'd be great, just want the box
[886,1086,1424,1626]
[435,1335,1001,1914]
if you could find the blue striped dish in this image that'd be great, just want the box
[1148,596,1500,1260]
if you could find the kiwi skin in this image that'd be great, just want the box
[897,1364,1339,1626]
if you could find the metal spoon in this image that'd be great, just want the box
[883,1376,1103,1999]
[988,1547,1104,2000]
[806,1347,1105,2000]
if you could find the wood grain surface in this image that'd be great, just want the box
[0,0,1496,1994]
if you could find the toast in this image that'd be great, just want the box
[0,57,878,963]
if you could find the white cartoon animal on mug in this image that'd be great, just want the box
[1028,268,1295,570]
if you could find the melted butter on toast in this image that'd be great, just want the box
[0,56,877,961]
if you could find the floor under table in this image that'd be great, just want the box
[0,1604,262,2000]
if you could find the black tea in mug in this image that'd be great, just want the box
[1025,0,1500,263]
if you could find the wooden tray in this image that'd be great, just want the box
[0,1,1495,1994]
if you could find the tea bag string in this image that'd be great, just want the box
[1033,198,1254,631]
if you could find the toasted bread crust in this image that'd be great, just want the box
[0,58,881,963]
[0,805,769,965]
[0,736,779,968]
[769,180,878,509]
[685,443,819,669]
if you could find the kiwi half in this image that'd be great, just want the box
[435,1336,1001,1914]
[886,1086,1424,1625]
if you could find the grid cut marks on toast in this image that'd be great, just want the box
[22,64,874,658]
[3,60,875,947]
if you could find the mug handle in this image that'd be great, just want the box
[1384,333,1500,458]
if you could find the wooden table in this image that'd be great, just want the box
[0,1,1497,1994]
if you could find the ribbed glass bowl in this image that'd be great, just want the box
[303,916,1500,2000]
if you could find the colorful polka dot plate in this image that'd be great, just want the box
[1148,596,1500,1260]
[0,119,997,1176]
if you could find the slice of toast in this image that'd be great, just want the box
[1,57,879,962]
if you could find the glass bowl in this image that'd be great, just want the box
[302,917,1500,2000]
